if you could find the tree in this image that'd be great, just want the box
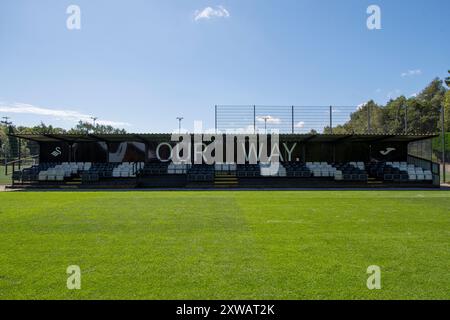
[383,96,408,134]
[416,78,445,133]
[339,100,383,134]
[68,121,127,134]
[0,120,127,160]
[445,90,450,132]
[325,78,448,135]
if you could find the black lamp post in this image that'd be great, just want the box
[176,117,184,134]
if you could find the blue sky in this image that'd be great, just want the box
[0,0,449,132]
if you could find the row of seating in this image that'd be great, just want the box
[20,163,58,182]
[82,163,119,180]
[259,163,287,177]
[334,163,368,181]
[138,162,169,176]
[366,162,433,182]
[38,163,92,181]
[168,162,191,175]
[284,162,312,178]
[112,162,141,178]
[14,161,434,184]
[237,164,261,177]
[187,165,215,182]
[215,163,238,172]
[306,162,338,178]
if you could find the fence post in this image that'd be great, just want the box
[18,138,21,170]
[442,105,446,184]
[253,105,256,134]
[404,104,408,134]
[214,105,217,134]
[329,106,333,134]
[291,106,294,134]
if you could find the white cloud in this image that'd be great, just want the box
[194,5,230,21]
[401,69,422,77]
[0,102,131,127]
[256,115,281,124]
[294,121,305,128]
[230,125,256,134]
[357,102,368,110]
[387,89,401,99]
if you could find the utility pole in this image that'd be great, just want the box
[90,117,98,133]
[1,116,12,126]
[176,117,184,134]
[262,116,270,134]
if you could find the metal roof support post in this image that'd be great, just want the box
[329,106,333,134]
[18,138,21,170]
[69,143,73,163]
[404,104,408,134]
[291,106,294,134]
[215,105,218,134]
[106,142,111,163]
[253,105,256,134]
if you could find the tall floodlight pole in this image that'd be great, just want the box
[262,116,270,134]
[1,116,12,126]
[90,117,98,135]
[176,117,184,134]
[90,117,98,131]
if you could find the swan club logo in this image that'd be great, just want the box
[51,147,62,157]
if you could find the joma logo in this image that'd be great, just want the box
[380,148,396,156]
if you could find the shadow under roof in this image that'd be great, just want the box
[9,133,438,144]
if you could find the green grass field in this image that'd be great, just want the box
[0,191,449,300]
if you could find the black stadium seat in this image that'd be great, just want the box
[187,165,215,182]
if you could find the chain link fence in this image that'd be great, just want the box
[0,135,40,182]
[215,105,442,135]
[216,105,448,183]
[433,132,450,183]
